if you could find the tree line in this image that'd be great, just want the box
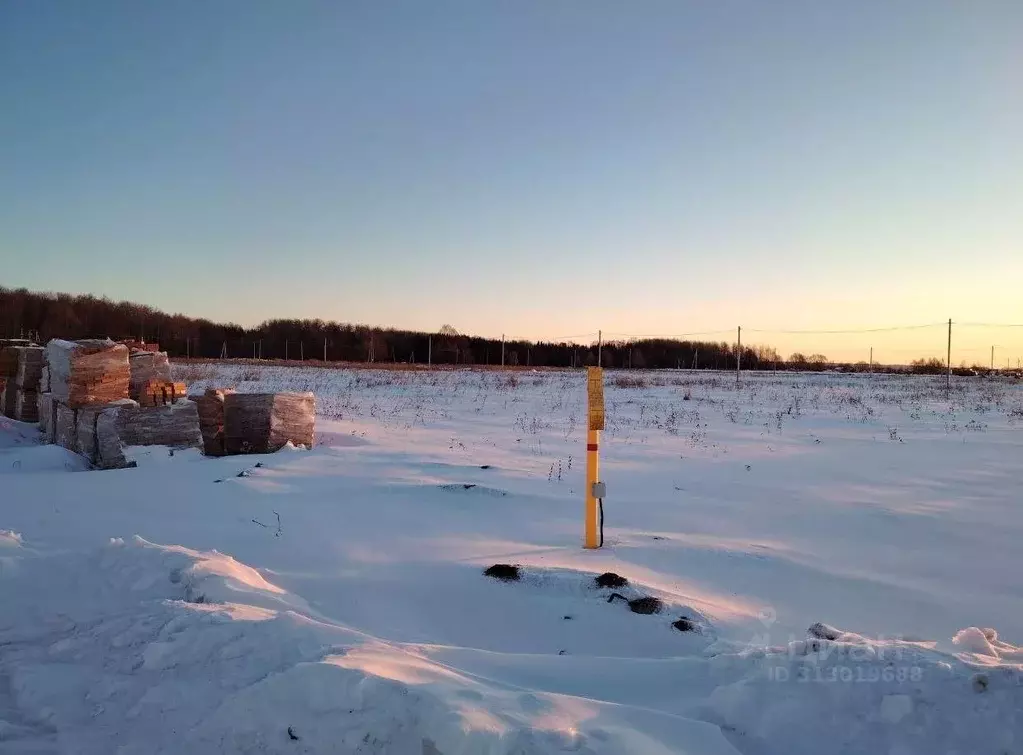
[0,286,991,374]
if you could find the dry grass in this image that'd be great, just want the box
[612,375,648,389]
[173,363,218,383]
[170,357,572,374]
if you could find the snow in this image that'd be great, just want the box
[953,627,1023,664]
[705,636,1022,754]
[1,366,1021,754]
[0,416,88,473]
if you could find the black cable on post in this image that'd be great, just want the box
[598,498,604,547]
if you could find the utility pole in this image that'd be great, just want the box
[300,341,304,361]
[597,330,602,366]
[584,366,605,549]
[946,318,952,394]
[428,336,432,366]
[991,345,994,371]
[736,326,742,384]
[501,334,505,367]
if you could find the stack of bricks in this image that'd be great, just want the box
[0,345,45,422]
[17,338,315,465]
[194,388,234,456]
[129,350,173,402]
[38,339,201,469]
[137,380,188,407]
[40,339,133,449]
[223,392,315,454]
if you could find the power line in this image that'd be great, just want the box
[545,333,599,341]
[744,323,946,335]
[877,346,954,353]
[505,333,598,343]
[957,322,1023,328]
[603,330,735,339]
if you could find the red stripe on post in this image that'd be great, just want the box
[587,443,599,451]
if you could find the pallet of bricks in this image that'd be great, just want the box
[38,339,202,469]
[0,344,45,422]
[194,390,315,456]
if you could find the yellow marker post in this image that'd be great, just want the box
[585,367,605,548]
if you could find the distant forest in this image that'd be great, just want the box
[0,286,982,374]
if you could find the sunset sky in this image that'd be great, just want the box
[1,2,1020,362]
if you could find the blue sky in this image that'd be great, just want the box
[1,1,1021,356]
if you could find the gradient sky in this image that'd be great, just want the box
[1,1,1021,361]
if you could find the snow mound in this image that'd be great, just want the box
[0,416,40,449]
[0,538,721,754]
[954,627,1023,663]
[189,648,647,755]
[122,536,303,612]
[708,625,1023,755]
[0,443,89,473]
[0,529,23,577]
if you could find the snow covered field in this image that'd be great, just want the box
[2,365,1022,754]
